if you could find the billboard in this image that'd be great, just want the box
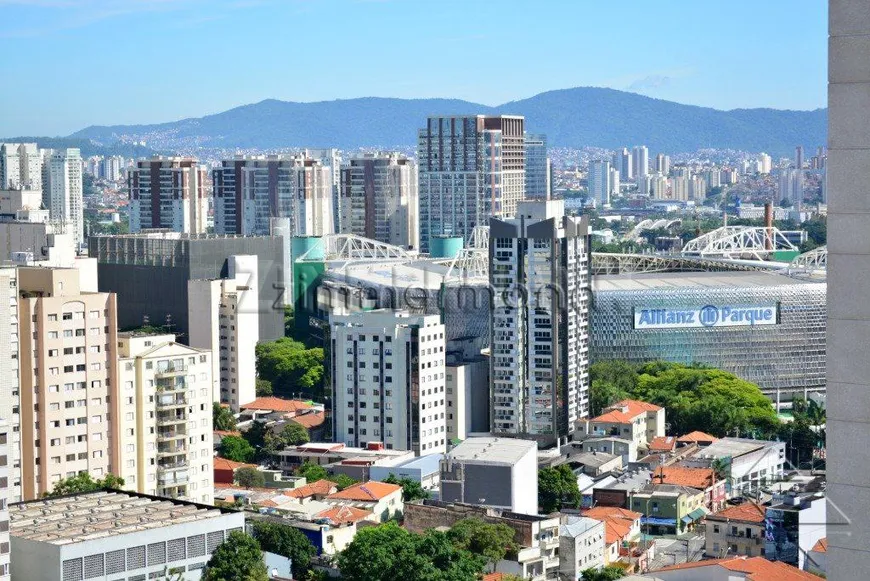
[634,304,778,330]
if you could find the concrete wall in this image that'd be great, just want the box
[827,1,870,577]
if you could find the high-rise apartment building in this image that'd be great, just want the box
[612,148,633,181]
[524,133,551,199]
[212,155,334,237]
[418,115,525,253]
[304,148,342,232]
[42,148,83,248]
[827,2,870,575]
[778,168,803,203]
[489,200,590,444]
[128,157,208,234]
[587,160,614,206]
[17,267,119,500]
[632,145,649,181]
[655,153,671,176]
[0,420,8,581]
[0,269,20,504]
[669,176,690,201]
[795,145,805,169]
[329,311,447,455]
[339,153,418,249]
[641,173,668,199]
[188,255,259,412]
[0,143,41,191]
[690,176,707,201]
[759,153,772,175]
[116,332,215,504]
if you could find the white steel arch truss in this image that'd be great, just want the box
[784,245,827,280]
[681,226,798,260]
[295,234,412,269]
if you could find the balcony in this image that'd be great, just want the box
[155,363,187,379]
[156,412,187,427]
[157,469,189,486]
[157,393,187,408]
[158,458,188,471]
[157,443,187,457]
[157,427,187,441]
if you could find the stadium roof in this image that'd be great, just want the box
[592,270,821,292]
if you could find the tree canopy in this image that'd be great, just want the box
[219,435,256,464]
[204,531,268,581]
[538,465,581,514]
[337,522,485,581]
[383,474,429,502]
[446,518,517,570]
[235,467,265,489]
[213,402,238,431]
[582,565,626,581]
[296,461,328,483]
[256,338,325,399]
[250,520,317,580]
[44,473,125,498]
[590,361,781,438]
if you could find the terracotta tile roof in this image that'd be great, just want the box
[284,479,338,499]
[707,501,767,524]
[592,399,661,424]
[677,430,719,444]
[315,505,372,525]
[648,436,677,452]
[811,537,827,553]
[290,411,326,429]
[653,465,716,489]
[481,574,508,581]
[326,481,401,501]
[655,556,820,581]
[602,518,633,545]
[582,506,642,522]
[242,397,312,414]
[213,457,256,471]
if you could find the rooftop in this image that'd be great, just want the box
[213,457,256,472]
[707,501,767,524]
[560,516,603,539]
[677,431,719,444]
[592,270,819,292]
[648,436,677,452]
[314,505,372,525]
[811,537,827,553]
[653,556,820,581]
[284,480,338,499]
[653,466,716,489]
[571,452,619,469]
[447,437,537,465]
[289,411,326,429]
[11,491,230,545]
[692,437,781,460]
[326,481,401,502]
[242,397,311,414]
[592,399,661,423]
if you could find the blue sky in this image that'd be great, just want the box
[0,0,827,136]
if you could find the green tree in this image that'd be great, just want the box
[44,472,125,498]
[538,465,581,514]
[204,531,268,581]
[219,435,256,463]
[235,467,266,488]
[256,338,325,399]
[332,473,358,491]
[383,474,429,502]
[277,422,310,447]
[447,518,517,571]
[296,461,328,482]
[582,565,626,581]
[255,378,273,397]
[337,522,485,581]
[213,402,238,431]
[250,520,317,580]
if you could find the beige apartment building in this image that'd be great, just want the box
[17,267,118,500]
[117,333,214,504]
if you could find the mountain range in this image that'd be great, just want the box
[68,87,827,156]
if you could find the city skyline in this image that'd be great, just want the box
[0,0,827,136]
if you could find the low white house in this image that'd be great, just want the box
[559,516,606,578]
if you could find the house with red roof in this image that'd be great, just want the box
[703,501,767,558]
[283,479,338,503]
[583,399,665,451]
[213,457,257,486]
[581,506,643,565]
[651,555,821,581]
[324,481,403,522]
[653,465,727,511]
[677,431,719,447]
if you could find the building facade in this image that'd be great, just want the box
[89,233,286,342]
[590,271,826,406]
[128,157,208,234]
[489,200,591,443]
[524,133,550,199]
[42,148,83,248]
[0,420,10,581]
[632,145,649,181]
[0,270,20,504]
[588,160,615,206]
[0,143,41,191]
[418,115,525,252]
[117,333,215,504]
[212,155,334,237]
[188,255,259,411]
[17,267,119,500]
[329,311,447,454]
[612,148,632,181]
[339,153,418,249]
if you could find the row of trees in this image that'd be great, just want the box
[43,472,125,498]
[256,337,325,400]
[336,518,518,581]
